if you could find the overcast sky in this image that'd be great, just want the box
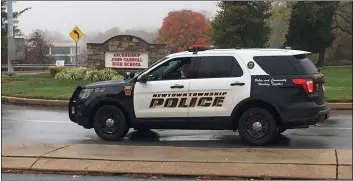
[13,1,219,36]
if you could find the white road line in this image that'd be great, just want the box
[309,127,352,130]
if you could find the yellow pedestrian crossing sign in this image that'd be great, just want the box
[70,26,84,43]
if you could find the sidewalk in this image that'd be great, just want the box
[2,143,352,179]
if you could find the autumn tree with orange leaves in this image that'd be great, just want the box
[156,10,212,53]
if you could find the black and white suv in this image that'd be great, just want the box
[68,45,330,146]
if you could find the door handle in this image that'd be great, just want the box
[170,84,184,89]
[230,82,245,86]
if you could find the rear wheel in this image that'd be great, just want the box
[277,127,287,135]
[134,128,150,132]
[93,105,129,141]
[238,108,278,146]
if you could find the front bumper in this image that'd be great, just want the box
[68,86,92,129]
[68,86,82,123]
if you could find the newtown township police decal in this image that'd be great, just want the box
[149,92,227,108]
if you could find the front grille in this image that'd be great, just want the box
[68,86,84,122]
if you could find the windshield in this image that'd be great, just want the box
[133,57,169,78]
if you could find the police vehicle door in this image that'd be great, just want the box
[134,56,196,118]
[187,54,251,118]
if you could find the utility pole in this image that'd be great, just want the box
[7,0,15,75]
[75,42,78,66]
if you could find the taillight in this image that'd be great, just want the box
[292,78,314,93]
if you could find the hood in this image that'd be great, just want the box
[85,80,126,88]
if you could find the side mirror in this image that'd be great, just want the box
[137,74,148,83]
[130,72,135,78]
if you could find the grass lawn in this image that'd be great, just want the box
[321,65,352,102]
[1,66,352,102]
[1,73,92,100]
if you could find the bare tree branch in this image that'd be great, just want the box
[13,7,31,18]
[334,11,352,25]
[332,2,352,35]
[333,14,352,35]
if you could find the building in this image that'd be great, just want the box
[2,36,26,65]
[48,42,83,64]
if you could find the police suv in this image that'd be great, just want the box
[68,45,330,146]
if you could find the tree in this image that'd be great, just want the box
[333,2,352,35]
[124,28,158,43]
[268,1,292,48]
[284,1,340,67]
[91,27,122,43]
[211,1,272,48]
[41,30,69,42]
[156,10,212,52]
[199,10,213,20]
[25,30,52,64]
[1,1,31,56]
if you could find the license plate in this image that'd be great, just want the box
[316,83,326,92]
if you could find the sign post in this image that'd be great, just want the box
[7,0,15,75]
[69,26,84,66]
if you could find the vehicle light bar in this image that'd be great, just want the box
[188,45,216,53]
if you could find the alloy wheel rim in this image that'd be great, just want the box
[245,115,269,139]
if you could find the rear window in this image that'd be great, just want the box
[291,55,318,74]
[253,55,318,76]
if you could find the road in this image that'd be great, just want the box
[1,103,352,149]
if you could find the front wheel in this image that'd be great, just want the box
[277,127,287,135]
[238,108,278,146]
[93,105,129,141]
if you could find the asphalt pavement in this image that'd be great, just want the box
[1,103,352,149]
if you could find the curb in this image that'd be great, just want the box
[1,96,68,106]
[328,103,353,110]
[2,143,352,180]
[0,157,338,180]
[1,96,352,110]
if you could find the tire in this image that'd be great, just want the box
[238,108,278,146]
[93,105,129,141]
[134,128,150,132]
[277,127,287,135]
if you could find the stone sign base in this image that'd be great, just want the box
[87,35,170,71]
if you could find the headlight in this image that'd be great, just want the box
[78,89,94,99]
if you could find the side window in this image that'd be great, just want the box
[197,56,243,79]
[147,57,196,81]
